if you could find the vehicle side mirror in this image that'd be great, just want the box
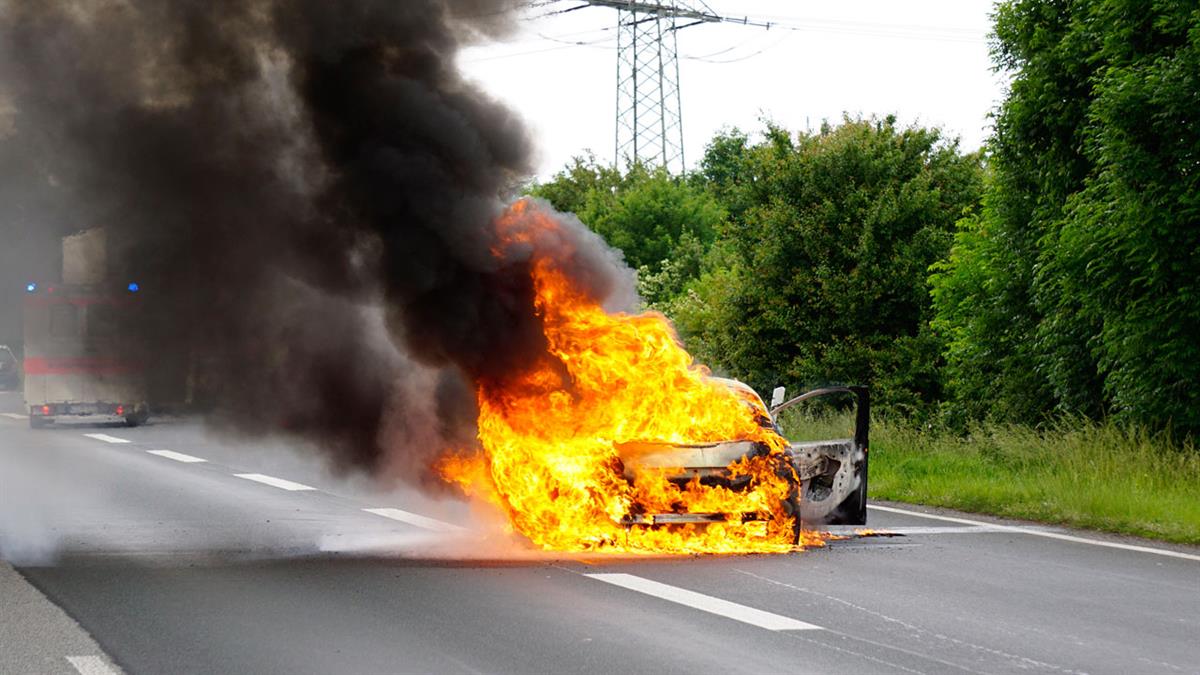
[770,386,785,409]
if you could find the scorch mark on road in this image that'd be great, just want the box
[585,573,822,631]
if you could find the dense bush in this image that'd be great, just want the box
[931,0,1200,433]
[675,118,983,416]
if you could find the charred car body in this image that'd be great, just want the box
[619,379,868,541]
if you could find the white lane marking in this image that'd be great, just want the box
[830,525,1025,536]
[66,655,119,675]
[883,525,1024,535]
[585,573,822,631]
[233,473,316,491]
[1,412,27,419]
[362,507,465,533]
[870,504,1200,562]
[147,449,207,463]
[83,433,131,444]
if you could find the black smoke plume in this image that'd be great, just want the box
[0,0,634,486]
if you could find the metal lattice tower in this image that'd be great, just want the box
[616,9,683,172]
[582,2,723,173]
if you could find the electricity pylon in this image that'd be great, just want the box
[581,1,722,174]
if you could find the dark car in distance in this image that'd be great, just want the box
[0,345,18,390]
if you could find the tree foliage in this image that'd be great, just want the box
[528,154,725,304]
[932,0,1200,433]
[676,117,983,415]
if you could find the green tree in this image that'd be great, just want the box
[932,0,1200,433]
[529,156,725,305]
[526,152,622,217]
[679,117,983,416]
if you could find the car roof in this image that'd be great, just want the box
[710,376,762,399]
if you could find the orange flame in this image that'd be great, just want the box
[438,200,823,554]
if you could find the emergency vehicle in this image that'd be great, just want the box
[23,229,149,428]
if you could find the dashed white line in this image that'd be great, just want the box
[83,433,131,444]
[66,655,119,675]
[585,573,822,631]
[870,504,1200,562]
[147,449,206,463]
[233,473,316,491]
[0,412,27,419]
[362,507,465,532]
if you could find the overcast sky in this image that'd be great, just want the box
[459,0,1007,178]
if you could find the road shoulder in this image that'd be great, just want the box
[0,561,122,675]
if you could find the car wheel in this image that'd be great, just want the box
[30,416,47,429]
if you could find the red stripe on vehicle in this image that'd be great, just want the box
[22,356,138,375]
[23,296,138,308]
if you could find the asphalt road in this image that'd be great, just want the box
[2,389,1198,675]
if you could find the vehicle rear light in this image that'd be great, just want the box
[41,405,50,415]
[116,405,125,416]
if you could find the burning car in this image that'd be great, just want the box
[440,200,866,554]
[618,380,869,542]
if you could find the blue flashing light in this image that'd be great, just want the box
[25,282,36,293]
[127,282,140,293]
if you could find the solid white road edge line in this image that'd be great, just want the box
[66,655,119,675]
[869,504,1200,562]
[585,573,822,631]
[0,412,27,419]
[233,473,316,491]
[82,433,130,444]
[828,525,1025,536]
[362,507,465,533]
[147,449,207,463]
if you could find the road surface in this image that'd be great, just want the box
[1,390,1197,675]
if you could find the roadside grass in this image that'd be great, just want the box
[780,411,1200,545]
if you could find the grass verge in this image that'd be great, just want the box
[781,412,1200,545]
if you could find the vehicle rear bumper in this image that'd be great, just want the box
[36,413,128,425]
[29,401,143,425]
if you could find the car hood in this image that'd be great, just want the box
[617,440,762,470]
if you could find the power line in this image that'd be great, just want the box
[682,30,791,64]
[469,1,988,167]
